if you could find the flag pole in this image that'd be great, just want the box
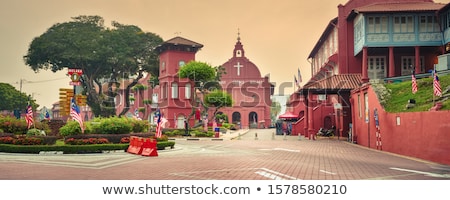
[433,64,436,105]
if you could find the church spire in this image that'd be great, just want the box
[237,28,241,42]
[233,29,244,58]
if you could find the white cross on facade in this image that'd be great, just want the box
[234,62,243,76]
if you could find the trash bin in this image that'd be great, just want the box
[214,127,220,138]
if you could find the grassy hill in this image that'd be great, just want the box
[382,73,450,113]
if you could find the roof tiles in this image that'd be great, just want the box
[303,74,363,91]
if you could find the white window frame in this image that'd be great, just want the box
[368,56,387,80]
[185,83,191,99]
[171,83,178,99]
[401,56,425,75]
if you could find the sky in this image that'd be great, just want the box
[1,0,449,109]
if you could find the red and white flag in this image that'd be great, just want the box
[25,103,34,129]
[411,71,418,94]
[70,98,84,133]
[433,70,442,97]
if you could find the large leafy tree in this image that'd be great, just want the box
[0,83,38,112]
[204,90,233,117]
[23,15,163,117]
[178,61,227,119]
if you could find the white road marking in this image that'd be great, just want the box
[390,167,450,178]
[170,167,300,180]
[320,170,336,175]
[256,168,299,180]
[255,171,287,180]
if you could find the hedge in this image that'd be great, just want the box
[0,141,175,154]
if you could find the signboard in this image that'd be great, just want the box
[68,68,83,85]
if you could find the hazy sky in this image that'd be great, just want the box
[1,0,448,109]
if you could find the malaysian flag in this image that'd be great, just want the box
[411,70,418,94]
[294,75,298,87]
[298,68,302,83]
[25,103,33,129]
[433,70,442,97]
[155,109,162,138]
[45,110,51,121]
[134,108,141,120]
[70,98,84,133]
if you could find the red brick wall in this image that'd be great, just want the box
[351,85,450,165]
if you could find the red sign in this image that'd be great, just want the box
[68,68,83,83]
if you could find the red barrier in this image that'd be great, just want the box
[141,138,158,157]
[127,136,158,157]
[126,136,143,154]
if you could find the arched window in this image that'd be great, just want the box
[172,83,178,99]
[185,83,191,99]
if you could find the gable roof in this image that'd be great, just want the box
[302,74,363,92]
[163,36,203,47]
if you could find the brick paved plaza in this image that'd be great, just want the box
[0,129,449,180]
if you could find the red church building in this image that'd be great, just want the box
[217,34,273,129]
[151,34,273,129]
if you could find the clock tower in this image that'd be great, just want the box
[155,36,203,128]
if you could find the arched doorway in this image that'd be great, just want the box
[232,112,241,129]
[249,112,257,129]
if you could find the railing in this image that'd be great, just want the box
[383,69,450,83]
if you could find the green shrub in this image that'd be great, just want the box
[0,115,50,135]
[59,120,85,136]
[156,135,169,142]
[129,119,149,133]
[65,138,110,145]
[26,128,46,137]
[98,117,132,134]
[191,130,214,137]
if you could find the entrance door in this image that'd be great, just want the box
[249,112,257,129]
[401,56,424,75]
[368,56,386,80]
[176,115,185,129]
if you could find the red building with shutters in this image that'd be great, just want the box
[154,37,203,128]
[286,0,450,165]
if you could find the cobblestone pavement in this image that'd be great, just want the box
[1,129,449,180]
